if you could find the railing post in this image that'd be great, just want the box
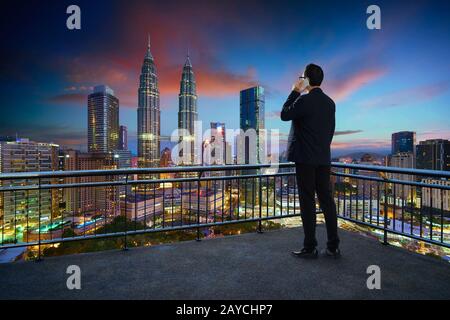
[196,172,201,242]
[36,177,42,262]
[123,174,129,251]
[257,174,263,234]
[383,180,389,245]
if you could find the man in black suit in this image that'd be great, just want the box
[280,63,340,259]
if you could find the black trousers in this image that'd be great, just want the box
[295,164,340,250]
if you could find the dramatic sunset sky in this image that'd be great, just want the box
[1,0,449,156]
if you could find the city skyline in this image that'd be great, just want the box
[1,1,450,301]
[1,0,450,157]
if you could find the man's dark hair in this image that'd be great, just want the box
[304,63,324,86]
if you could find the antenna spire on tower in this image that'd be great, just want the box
[184,47,192,67]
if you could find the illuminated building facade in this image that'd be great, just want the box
[88,85,119,153]
[422,178,450,215]
[178,53,198,165]
[182,189,224,215]
[121,194,163,224]
[159,147,173,180]
[416,139,450,171]
[0,138,59,234]
[138,37,160,168]
[240,86,265,164]
[63,150,119,216]
[389,152,416,200]
[113,149,132,168]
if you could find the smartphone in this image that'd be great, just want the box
[299,76,310,91]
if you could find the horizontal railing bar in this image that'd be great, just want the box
[334,172,450,191]
[2,170,447,192]
[127,171,296,185]
[1,162,449,181]
[0,180,127,192]
[332,162,450,178]
[0,172,298,192]
[196,171,295,182]
[0,163,295,180]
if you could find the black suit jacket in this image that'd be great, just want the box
[280,88,335,165]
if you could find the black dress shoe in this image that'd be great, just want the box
[291,248,318,259]
[322,248,341,259]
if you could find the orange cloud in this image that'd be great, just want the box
[44,1,268,109]
[326,69,387,102]
[52,47,258,108]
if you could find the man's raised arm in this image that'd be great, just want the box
[280,91,305,121]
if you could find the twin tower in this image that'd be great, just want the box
[137,38,197,168]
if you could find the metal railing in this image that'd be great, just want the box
[0,162,449,259]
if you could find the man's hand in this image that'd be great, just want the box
[292,79,306,93]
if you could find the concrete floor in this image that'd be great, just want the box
[0,226,449,300]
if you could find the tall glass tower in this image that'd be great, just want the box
[88,85,119,153]
[138,37,160,168]
[178,53,198,165]
[240,86,265,164]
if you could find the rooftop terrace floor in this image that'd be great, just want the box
[1,226,449,300]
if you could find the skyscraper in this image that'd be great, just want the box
[178,52,198,165]
[416,139,450,171]
[119,125,128,151]
[63,150,119,216]
[138,37,160,168]
[240,86,265,164]
[391,131,416,155]
[88,85,119,153]
[389,152,415,200]
[0,138,59,234]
